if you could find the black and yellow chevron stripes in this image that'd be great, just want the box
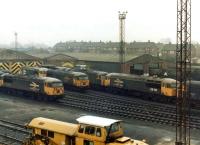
[0,62,9,71]
[0,61,43,74]
[11,62,26,74]
[26,61,42,67]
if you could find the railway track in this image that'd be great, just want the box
[59,90,200,130]
[0,119,30,145]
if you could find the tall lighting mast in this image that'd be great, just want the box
[176,0,191,145]
[14,32,18,51]
[119,11,127,73]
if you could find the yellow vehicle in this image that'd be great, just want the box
[23,115,148,145]
[161,78,177,97]
[0,78,3,87]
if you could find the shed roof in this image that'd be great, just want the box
[44,53,77,61]
[76,116,121,127]
[0,49,40,60]
[127,54,162,64]
[27,117,78,136]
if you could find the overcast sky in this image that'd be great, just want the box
[0,0,199,46]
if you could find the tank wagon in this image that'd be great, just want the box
[0,74,64,101]
[23,115,148,145]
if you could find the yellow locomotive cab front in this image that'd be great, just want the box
[73,76,90,88]
[161,78,176,97]
[103,76,110,87]
[0,79,3,87]
[44,81,64,96]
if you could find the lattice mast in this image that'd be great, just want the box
[14,32,18,51]
[176,0,191,145]
[119,11,127,73]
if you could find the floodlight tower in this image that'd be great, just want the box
[119,11,127,73]
[176,0,191,145]
[14,32,18,51]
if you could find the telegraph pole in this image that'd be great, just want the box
[176,0,191,145]
[119,11,127,73]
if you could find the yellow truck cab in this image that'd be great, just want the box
[76,116,148,145]
[24,116,148,145]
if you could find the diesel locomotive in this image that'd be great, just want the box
[47,69,89,90]
[86,70,110,89]
[22,67,90,91]
[105,73,176,101]
[0,73,64,101]
[23,115,148,145]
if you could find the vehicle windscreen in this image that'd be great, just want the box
[170,83,176,88]
[78,76,88,80]
[48,82,63,87]
[105,122,121,134]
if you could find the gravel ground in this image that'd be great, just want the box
[0,93,199,145]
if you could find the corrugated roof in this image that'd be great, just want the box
[0,49,40,60]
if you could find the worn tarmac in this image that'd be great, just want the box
[0,93,199,145]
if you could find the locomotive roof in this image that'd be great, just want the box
[47,69,87,76]
[76,115,121,127]
[107,73,137,77]
[162,78,176,83]
[28,117,78,136]
[107,73,163,81]
[68,71,87,76]
[3,74,62,83]
[88,70,108,75]
[191,80,200,85]
[107,73,147,80]
[23,67,48,71]
[39,77,62,82]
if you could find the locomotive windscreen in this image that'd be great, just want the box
[145,79,161,89]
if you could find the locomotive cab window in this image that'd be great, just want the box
[46,82,63,87]
[101,75,105,80]
[79,76,88,80]
[84,140,94,145]
[85,126,95,135]
[48,131,54,138]
[105,122,121,134]
[106,76,110,80]
[96,128,101,137]
[41,129,47,136]
[4,78,13,83]
[170,83,176,88]
[96,75,101,79]
[78,125,85,133]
